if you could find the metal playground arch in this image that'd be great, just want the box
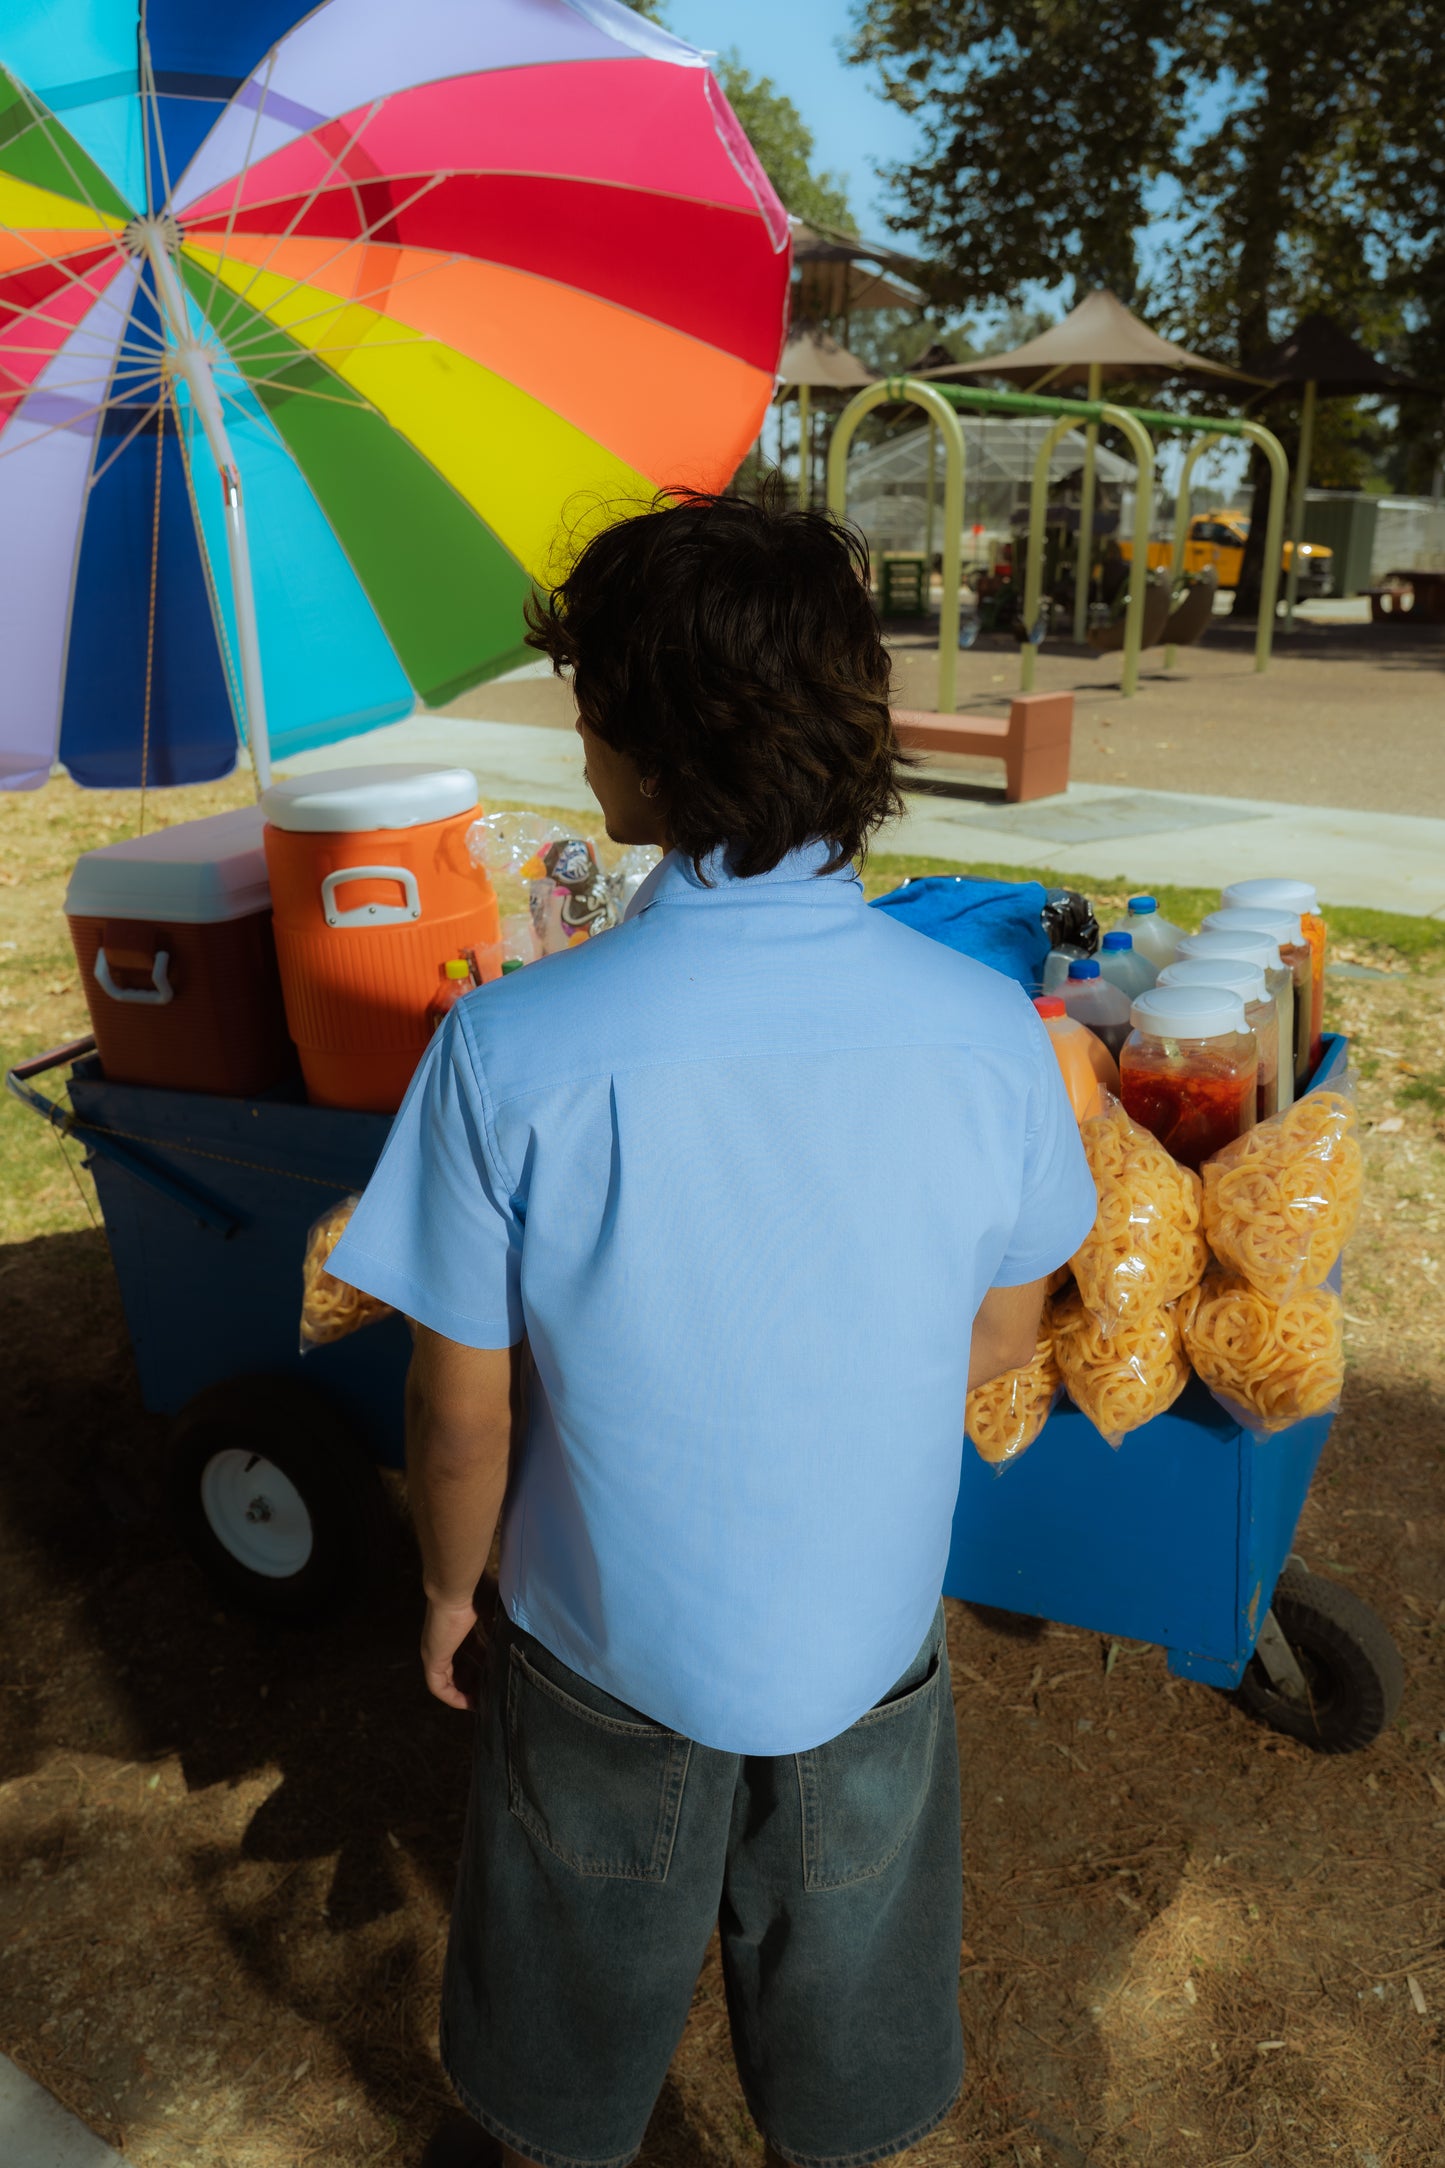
[825,379,1290,707]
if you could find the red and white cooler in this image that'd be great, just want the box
[65,806,295,1096]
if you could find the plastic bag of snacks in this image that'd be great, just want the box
[1182,1271,1344,1434]
[1071,1096,1209,1334]
[1051,1285,1189,1448]
[1201,1088,1362,1305]
[300,1196,394,1351]
[523,836,618,952]
[966,1322,1061,1469]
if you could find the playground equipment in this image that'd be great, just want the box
[827,379,1291,704]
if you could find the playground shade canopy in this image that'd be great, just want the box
[778,328,875,390]
[791,220,923,316]
[0,0,790,792]
[926,288,1254,392]
[1248,314,1430,399]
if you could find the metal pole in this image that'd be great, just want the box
[140,221,272,791]
[1021,417,1077,692]
[1100,405,1156,699]
[1072,359,1101,644]
[924,418,938,579]
[1242,421,1290,674]
[796,383,811,509]
[827,379,966,714]
[1163,430,1228,670]
[1282,377,1315,628]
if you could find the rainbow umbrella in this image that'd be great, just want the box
[0,1,790,793]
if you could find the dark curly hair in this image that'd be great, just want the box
[524,488,909,880]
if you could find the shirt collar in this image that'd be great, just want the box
[625,840,861,919]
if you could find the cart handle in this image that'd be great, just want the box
[5,1037,240,1237]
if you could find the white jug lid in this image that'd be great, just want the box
[262,764,478,833]
[1130,984,1249,1040]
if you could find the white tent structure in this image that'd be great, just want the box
[845,414,1136,557]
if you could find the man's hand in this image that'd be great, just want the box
[421,1595,482,1711]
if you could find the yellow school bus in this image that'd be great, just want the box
[1121,511,1333,595]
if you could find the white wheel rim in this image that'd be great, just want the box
[199,1449,314,1579]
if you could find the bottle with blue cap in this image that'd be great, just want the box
[1123,893,1186,971]
[1057,955,1133,1059]
[1097,927,1158,1001]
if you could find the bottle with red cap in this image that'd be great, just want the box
[1032,995,1119,1121]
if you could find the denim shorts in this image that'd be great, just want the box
[439,1599,963,2168]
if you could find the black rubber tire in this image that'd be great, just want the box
[1233,1563,1404,1754]
[169,1374,390,1624]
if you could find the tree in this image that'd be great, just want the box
[847,0,1445,609]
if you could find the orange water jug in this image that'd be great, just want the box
[261,766,500,1113]
[1033,995,1119,1122]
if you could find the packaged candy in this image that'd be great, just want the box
[522,836,618,952]
[1071,1096,1209,1334]
[1200,1088,1362,1305]
[1051,1285,1189,1448]
[1182,1271,1344,1435]
[966,1323,1061,1469]
[300,1196,394,1351]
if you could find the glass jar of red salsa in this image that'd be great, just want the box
[1119,985,1259,1172]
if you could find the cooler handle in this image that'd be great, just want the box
[321,864,422,928]
[94,947,173,1006]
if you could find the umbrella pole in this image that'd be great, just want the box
[1282,377,1316,629]
[797,383,811,509]
[1072,361,1102,645]
[141,226,273,792]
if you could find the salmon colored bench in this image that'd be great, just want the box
[891,691,1073,804]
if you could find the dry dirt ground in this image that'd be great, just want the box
[2,795,1444,2167]
[444,612,1445,818]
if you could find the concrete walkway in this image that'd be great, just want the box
[0,2056,130,2167]
[276,712,1445,918]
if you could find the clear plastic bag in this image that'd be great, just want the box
[1201,1086,1362,1304]
[966,1323,1062,1470]
[1071,1095,1209,1334]
[299,1195,395,1352]
[1182,1271,1344,1435]
[523,836,618,952]
[1051,1285,1189,1448]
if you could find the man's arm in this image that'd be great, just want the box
[968,1276,1049,1394]
[407,1325,529,1710]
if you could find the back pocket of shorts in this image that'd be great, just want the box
[797,1646,942,1892]
[506,1643,691,1881]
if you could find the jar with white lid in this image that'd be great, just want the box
[1220,878,1326,1070]
[1202,907,1313,1090]
[1120,983,1258,1171]
[1157,956,1280,1119]
[1174,928,1294,1113]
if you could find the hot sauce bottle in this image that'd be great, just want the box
[1119,985,1258,1172]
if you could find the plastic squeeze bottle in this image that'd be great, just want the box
[1058,957,1133,1060]
[1123,894,1185,971]
[1221,877,1326,1074]
[427,957,473,1033]
[1098,928,1157,1000]
[1032,995,1119,1119]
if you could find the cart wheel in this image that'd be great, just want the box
[1233,1563,1404,1754]
[169,1375,389,1624]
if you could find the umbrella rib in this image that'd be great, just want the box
[0,231,150,347]
[196,47,279,330]
[212,251,467,360]
[194,96,392,345]
[87,387,167,491]
[8,75,125,244]
[215,373,382,419]
[138,28,176,220]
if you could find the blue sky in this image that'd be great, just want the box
[662,0,917,241]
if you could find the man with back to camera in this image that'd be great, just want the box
[329,491,1097,2168]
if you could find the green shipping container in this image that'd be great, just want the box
[1302,492,1380,598]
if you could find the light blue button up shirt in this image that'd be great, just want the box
[331,842,1095,1754]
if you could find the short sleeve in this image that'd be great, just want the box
[991,1012,1099,1287]
[327,1008,523,1348]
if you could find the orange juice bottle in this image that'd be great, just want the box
[1033,995,1120,1121]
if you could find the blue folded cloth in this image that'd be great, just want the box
[869,874,1048,992]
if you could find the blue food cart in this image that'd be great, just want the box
[8,1029,1401,1752]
